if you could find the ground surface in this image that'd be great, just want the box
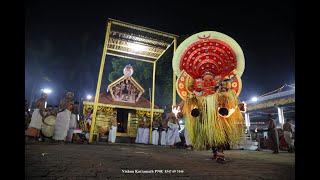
[25,142,295,180]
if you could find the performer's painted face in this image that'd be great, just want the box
[194,78,203,91]
[203,74,214,87]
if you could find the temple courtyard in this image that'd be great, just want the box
[25,143,295,180]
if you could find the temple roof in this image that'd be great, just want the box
[107,76,144,94]
[244,84,295,128]
[83,91,163,112]
[245,84,295,111]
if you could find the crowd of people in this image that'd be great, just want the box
[25,92,89,143]
[264,114,295,154]
[25,94,294,158]
[134,111,190,149]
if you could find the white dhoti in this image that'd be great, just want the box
[167,123,181,145]
[135,127,144,143]
[152,129,159,145]
[28,109,43,130]
[69,114,77,129]
[184,128,191,146]
[53,109,71,141]
[66,114,77,142]
[160,129,167,145]
[284,131,294,145]
[108,125,117,143]
[66,130,74,142]
[174,126,181,143]
[141,128,150,144]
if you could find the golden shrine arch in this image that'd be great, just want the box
[88,18,178,143]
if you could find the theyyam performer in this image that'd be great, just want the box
[172,31,247,163]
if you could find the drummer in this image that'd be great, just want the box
[45,105,54,116]
[25,92,48,141]
[66,101,80,142]
[52,105,59,117]
[70,101,79,129]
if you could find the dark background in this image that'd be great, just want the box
[25,0,295,107]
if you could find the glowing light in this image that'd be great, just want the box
[255,128,258,133]
[44,102,47,108]
[41,88,52,94]
[179,120,183,124]
[251,97,258,102]
[87,95,92,100]
[129,43,146,52]
[28,109,30,112]
[172,105,181,117]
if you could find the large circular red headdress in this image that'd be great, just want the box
[172,31,245,100]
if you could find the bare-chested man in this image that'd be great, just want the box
[25,93,48,140]
[69,101,79,129]
[135,117,145,143]
[159,117,168,146]
[65,101,80,142]
[108,113,118,143]
[152,117,161,145]
[166,112,181,147]
[53,92,74,142]
[59,92,74,111]
[142,116,151,144]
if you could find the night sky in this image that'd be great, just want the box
[25,0,295,106]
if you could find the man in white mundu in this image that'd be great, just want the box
[53,92,74,142]
[53,108,72,141]
[166,112,181,147]
[135,118,144,143]
[160,118,168,146]
[108,113,118,143]
[25,93,48,140]
[66,101,79,142]
[178,114,192,149]
[69,101,79,129]
[283,119,295,153]
[152,118,160,145]
[141,117,150,144]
